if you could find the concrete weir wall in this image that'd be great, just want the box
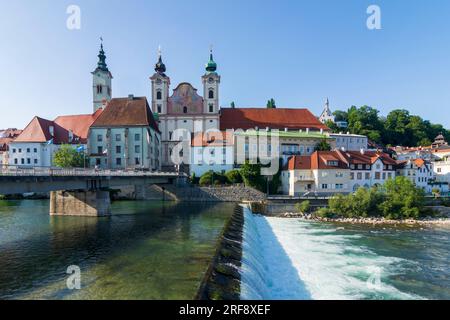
[49,191,111,217]
[196,205,244,300]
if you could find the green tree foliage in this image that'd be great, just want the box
[53,145,85,168]
[318,177,426,220]
[295,201,310,214]
[225,169,243,184]
[378,176,425,219]
[330,105,449,147]
[240,162,265,191]
[199,171,228,186]
[266,98,276,109]
[325,120,339,133]
[315,139,332,151]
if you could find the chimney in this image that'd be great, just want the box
[284,128,288,132]
[128,94,134,100]
[49,126,54,137]
[306,128,310,134]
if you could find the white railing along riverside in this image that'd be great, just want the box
[0,166,182,178]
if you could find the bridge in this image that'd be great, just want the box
[0,166,184,216]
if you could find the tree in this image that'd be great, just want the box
[266,98,276,109]
[295,201,310,214]
[347,105,383,143]
[324,120,339,133]
[225,169,242,184]
[53,145,85,168]
[315,139,331,151]
[240,162,265,191]
[333,110,348,122]
[378,177,425,219]
[199,171,227,186]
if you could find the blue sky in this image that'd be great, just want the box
[0,0,449,129]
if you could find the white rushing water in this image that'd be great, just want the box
[240,208,423,300]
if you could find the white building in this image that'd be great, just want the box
[190,131,234,177]
[150,49,220,170]
[281,151,350,196]
[396,159,434,193]
[330,133,368,152]
[318,98,335,124]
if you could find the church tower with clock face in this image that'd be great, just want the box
[92,41,113,112]
[202,49,221,115]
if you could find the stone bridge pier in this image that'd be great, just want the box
[50,190,111,217]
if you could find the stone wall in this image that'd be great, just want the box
[196,205,244,300]
[163,184,266,202]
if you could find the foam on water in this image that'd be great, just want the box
[240,208,424,300]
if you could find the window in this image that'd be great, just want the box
[183,106,188,114]
[115,134,121,142]
[357,172,362,180]
[27,158,31,164]
[209,104,214,113]
[322,184,328,189]
[116,146,121,154]
[21,158,24,164]
[134,133,140,141]
[97,146,103,154]
[33,148,37,153]
[350,172,354,180]
[365,173,370,179]
[26,148,30,153]
[116,158,122,166]
[375,172,381,180]
[14,159,18,164]
[382,172,386,180]
[96,158,101,166]
[135,158,140,165]
[12,148,16,153]
[97,85,103,94]
[18,148,22,153]
[156,91,162,100]
[34,159,38,164]
[157,105,162,113]
[208,89,214,99]
[97,135,103,142]
[169,131,173,140]
[135,145,141,153]
[336,184,344,189]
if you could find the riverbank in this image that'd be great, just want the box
[280,212,450,226]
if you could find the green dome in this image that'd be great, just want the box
[205,51,217,73]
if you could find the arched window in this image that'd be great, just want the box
[208,89,214,99]
[209,104,214,113]
[183,106,188,114]
[96,85,103,94]
[156,91,162,100]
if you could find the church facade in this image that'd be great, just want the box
[150,49,221,169]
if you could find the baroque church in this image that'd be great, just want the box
[150,48,221,168]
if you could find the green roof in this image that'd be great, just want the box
[234,130,331,139]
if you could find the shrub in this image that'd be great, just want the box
[295,201,310,214]
[225,170,243,184]
[199,171,227,186]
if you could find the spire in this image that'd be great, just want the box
[96,37,109,72]
[154,45,166,74]
[205,45,217,73]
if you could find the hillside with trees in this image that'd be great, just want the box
[325,106,450,147]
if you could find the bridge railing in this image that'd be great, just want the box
[0,165,183,178]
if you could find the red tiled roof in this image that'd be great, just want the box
[339,150,397,166]
[220,108,329,131]
[192,131,234,147]
[285,151,348,170]
[14,110,103,144]
[91,97,159,132]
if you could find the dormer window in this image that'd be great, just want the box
[327,160,338,166]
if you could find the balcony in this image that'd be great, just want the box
[294,174,314,182]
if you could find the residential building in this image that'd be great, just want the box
[396,159,434,193]
[190,131,234,177]
[339,150,397,191]
[88,96,161,170]
[150,49,220,170]
[330,133,368,152]
[9,112,101,167]
[281,151,350,196]
[0,129,22,167]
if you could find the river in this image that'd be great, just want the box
[0,200,234,299]
[241,208,450,300]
